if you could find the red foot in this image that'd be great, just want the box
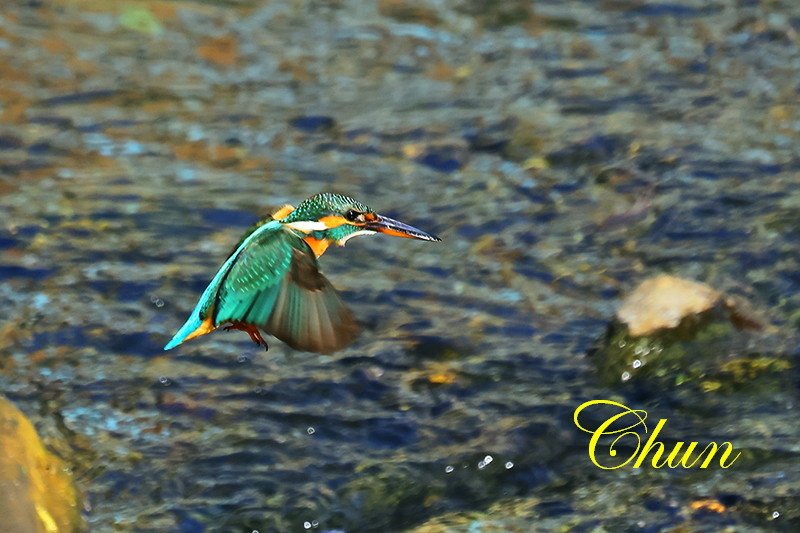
[223,322,269,351]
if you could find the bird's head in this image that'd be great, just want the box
[280,193,440,247]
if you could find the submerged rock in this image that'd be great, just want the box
[0,396,83,533]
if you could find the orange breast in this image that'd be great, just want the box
[303,236,331,257]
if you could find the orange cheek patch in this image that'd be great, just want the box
[304,236,331,257]
[318,215,349,228]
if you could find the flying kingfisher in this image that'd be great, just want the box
[164,193,440,354]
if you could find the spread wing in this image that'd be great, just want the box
[214,227,359,354]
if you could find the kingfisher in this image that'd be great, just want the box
[164,193,440,354]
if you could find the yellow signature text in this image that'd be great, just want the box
[573,400,741,470]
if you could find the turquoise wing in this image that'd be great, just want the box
[214,228,360,354]
[164,219,282,351]
[212,227,293,325]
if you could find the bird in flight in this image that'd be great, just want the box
[164,193,440,354]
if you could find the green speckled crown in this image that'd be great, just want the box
[282,193,372,223]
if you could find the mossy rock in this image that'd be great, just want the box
[591,276,787,394]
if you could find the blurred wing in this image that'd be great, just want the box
[265,244,360,354]
[215,228,359,354]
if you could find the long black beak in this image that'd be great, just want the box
[365,214,441,242]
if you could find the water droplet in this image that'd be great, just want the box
[307,427,315,435]
[445,465,454,473]
[505,461,514,469]
[483,455,493,464]
[311,520,319,528]
[618,340,626,348]
[621,371,631,382]
[304,521,312,529]
[237,354,249,364]
[632,359,641,369]
[478,461,486,469]
[150,295,165,308]
[772,511,780,519]
[158,376,171,386]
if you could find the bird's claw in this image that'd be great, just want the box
[224,322,269,351]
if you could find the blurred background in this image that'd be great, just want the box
[0,0,799,531]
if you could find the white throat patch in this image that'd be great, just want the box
[285,220,329,233]
[337,229,376,246]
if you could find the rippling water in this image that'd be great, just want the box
[0,0,799,530]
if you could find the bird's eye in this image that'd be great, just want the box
[345,209,364,223]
